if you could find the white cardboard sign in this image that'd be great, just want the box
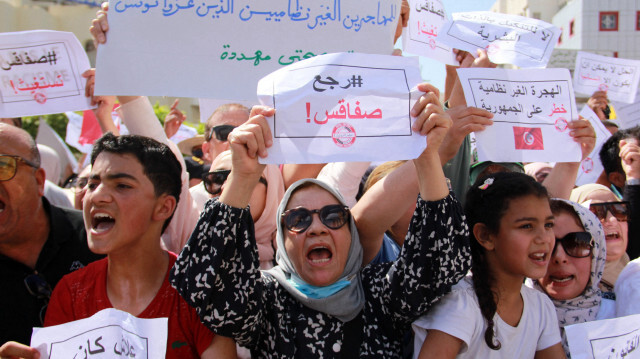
[457,67,581,163]
[402,0,457,65]
[575,106,611,186]
[95,0,400,101]
[565,314,640,359]
[574,51,640,104]
[437,11,561,68]
[0,30,93,117]
[30,308,168,359]
[257,52,424,164]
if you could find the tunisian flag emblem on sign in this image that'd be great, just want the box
[513,127,544,150]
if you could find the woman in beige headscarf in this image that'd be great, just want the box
[570,183,630,292]
[197,150,284,270]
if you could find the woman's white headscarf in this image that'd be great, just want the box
[265,178,364,322]
[531,198,607,356]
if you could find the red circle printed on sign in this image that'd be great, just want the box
[599,83,609,92]
[34,92,47,104]
[332,123,356,148]
[582,157,594,174]
[555,117,568,132]
[486,43,500,55]
[429,38,437,50]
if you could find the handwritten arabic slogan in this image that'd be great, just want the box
[574,51,640,104]
[457,67,581,163]
[30,308,167,359]
[256,52,424,164]
[565,314,640,359]
[437,11,561,68]
[576,106,611,186]
[96,0,399,100]
[0,30,93,117]
[402,0,456,66]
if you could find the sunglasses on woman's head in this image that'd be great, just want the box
[589,201,629,222]
[281,204,350,233]
[202,169,267,196]
[0,154,38,181]
[553,232,594,258]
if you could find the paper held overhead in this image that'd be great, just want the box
[256,52,425,164]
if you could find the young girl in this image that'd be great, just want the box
[413,172,566,358]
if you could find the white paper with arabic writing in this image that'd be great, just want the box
[402,0,457,65]
[31,308,167,358]
[437,11,560,68]
[565,314,640,359]
[613,93,640,130]
[0,30,93,117]
[457,67,581,163]
[573,52,640,104]
[257,52,424,164]
[575,106,611,186]
[96,0,399,100]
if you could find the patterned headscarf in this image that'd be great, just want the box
[531,198,607,357]
[265,178,365,322]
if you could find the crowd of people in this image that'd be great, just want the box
[1,1,640,358]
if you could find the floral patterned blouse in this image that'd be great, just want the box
[171,194,471,358]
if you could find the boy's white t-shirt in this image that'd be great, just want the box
[412,276,561,358]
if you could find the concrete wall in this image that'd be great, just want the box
[553,0,640,60]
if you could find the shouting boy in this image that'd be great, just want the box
[43,133,236,358]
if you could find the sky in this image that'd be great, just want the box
[404,0,498,91]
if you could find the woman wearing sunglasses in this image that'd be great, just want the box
[532,199,613,357]
[171,88,472,358]
[196,149,283,271]
[570,184,630,293]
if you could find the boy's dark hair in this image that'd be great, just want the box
[464,171,549,351]
[90,132,182,233]
[599,129,626,176]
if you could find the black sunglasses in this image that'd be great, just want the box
[281,204,351,233]
[553,232,594,258]
[589,201,629,222]
[202,169,267,196]
[205,125,236,142]
[24,272,52,325]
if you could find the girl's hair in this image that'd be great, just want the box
[464,171,549,350]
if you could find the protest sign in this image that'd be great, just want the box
[402,0,457,65]
[437,11,560,68]
[575,106,611,186]
[95,0,399,101]
[256,52,424,164]
[31,308,167,358]
[457,67,581,163]
[613,93,640,129]
[0,30,93,117]
[574,51,640,104]
[565,314,640,359]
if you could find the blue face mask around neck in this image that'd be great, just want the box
[287,274,351,299]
